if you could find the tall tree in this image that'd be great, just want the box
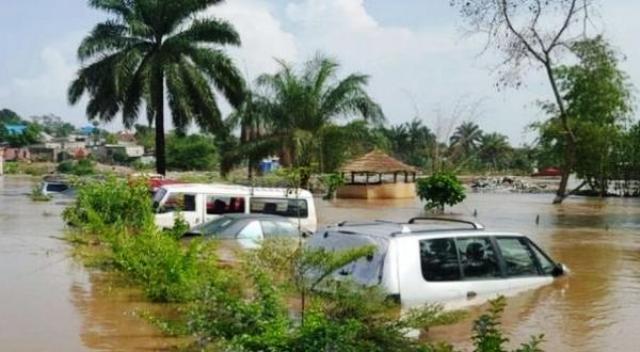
[479,132,511,169]
[255,55,384,170]
[69,0,245,175]
[449,121,483,155]
[451,0,595,203]
[535,37,633,196]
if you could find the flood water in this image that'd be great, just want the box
[1,177,640,351]
[0,177,181,351]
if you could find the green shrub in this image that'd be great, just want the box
[472,296,544,352]
[109,229,218,302]
[57,159,95,176]
[63,176,153,230]
[30,184,51,202]
[417,172,466,212]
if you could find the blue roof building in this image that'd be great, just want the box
[80,126,97,135]
[4,124,27,135]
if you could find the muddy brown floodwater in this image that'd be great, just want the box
[2,177,640,351]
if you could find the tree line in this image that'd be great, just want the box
[16,0,626,201]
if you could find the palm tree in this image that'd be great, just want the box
[68,0,245,175]
[479,132,511,169]
[255,55,384,169]
[450,121,483,155]
[224,90,274,177]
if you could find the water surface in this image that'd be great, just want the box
[1,177,639,351]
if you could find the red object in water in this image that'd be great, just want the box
[149,178,182,192]
[532,167,562,177]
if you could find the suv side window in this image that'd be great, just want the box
[528,240,556,275]
[456,237,501,280]
[420,238,461,281]
[495,237,539,277]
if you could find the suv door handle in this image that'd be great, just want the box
[466,291,477,299]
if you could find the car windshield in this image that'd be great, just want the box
[196,217,239,238]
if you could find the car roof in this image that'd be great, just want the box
[217,213,292,221]
[319,218,526,240]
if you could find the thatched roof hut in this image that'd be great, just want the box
[340,150,417,184]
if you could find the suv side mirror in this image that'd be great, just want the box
[551,263,567,277]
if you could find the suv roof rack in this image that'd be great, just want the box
[336,220,395,227]
[407,217,484,230]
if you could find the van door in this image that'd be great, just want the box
[397,236,513,309]
[395,236,465,308]
[451,236,512,307]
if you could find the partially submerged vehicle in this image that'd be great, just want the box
[307,218,566,309]
[40,175,74,197]
[153,184,317,232]
[185,213,306,248]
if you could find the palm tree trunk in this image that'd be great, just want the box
[153,69,166,175]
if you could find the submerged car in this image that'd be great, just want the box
[184,213,307,249]
[307,217,566,309]
[40,175,74,197]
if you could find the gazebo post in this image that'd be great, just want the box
[378,173,382,184]
[365,172,369,185]
[412,172,416,182]
[404,171,408,183]
[351,172,355,185]
[393,172,397,183]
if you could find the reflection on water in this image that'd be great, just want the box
[2,177,640,351]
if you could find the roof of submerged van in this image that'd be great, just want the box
[158,183,313,198]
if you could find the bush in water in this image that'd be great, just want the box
[417,172,466,212]
[63,176,153,231]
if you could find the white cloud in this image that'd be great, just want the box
[3,0,638,141]
[210,0,298,77]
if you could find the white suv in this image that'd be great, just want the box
[307,218,566,309]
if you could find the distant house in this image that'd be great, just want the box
[2,147,31,161]
[116,131,137,144]
[29,140,91,162]
[95,144,145,162]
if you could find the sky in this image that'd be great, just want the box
[1,0,639,145]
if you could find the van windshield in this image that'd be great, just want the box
[152,188,167,209]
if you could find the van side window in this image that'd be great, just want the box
[250,198,308,218]
[420,238,461,281]
[456,237,501,280]
[206,196,245,215]
[162,193,196,213]
[495,237,539,277]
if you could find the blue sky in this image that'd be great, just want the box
[1,0,638,144]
